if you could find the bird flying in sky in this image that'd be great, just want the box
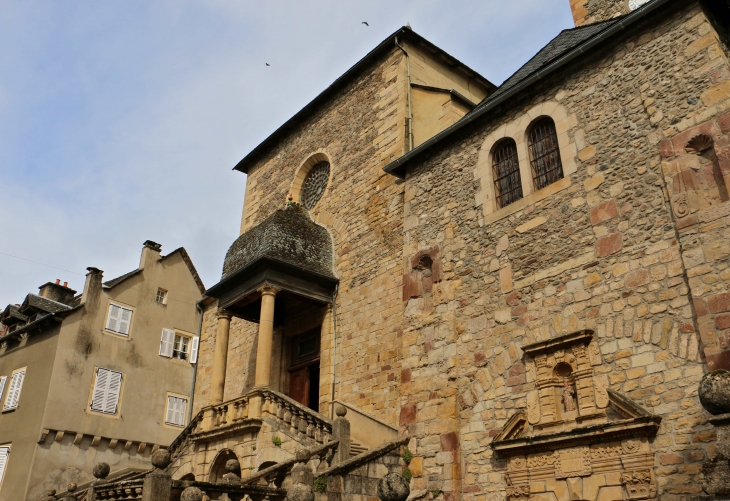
[266,63,270,66]
[362,21,369,26]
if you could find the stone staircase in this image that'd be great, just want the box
[350,441,368,457]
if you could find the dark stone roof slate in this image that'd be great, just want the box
[0,304,27,323]
[222,204,335,280]
[103,269,142,289]
[21,294,73,314]
[471,18,620,114]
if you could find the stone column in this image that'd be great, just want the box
[211,311,233,404]
[254,286,278,388]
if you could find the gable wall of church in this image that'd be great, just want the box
[398,3,730,500]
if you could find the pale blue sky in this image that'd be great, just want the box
[0,1,574,306]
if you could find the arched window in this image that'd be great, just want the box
[300,161,330,210]
[528,118,564,190]
[492,139,523,208]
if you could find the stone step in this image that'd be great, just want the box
[350,441,368,457]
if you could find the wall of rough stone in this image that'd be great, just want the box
[198,46,410,426]
[399,4,729,501]
[571,0,630,27]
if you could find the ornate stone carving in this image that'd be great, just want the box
[622,439,641,455]
[671,192,691,218]
[555,447,592,479]
[508,456,527,471]
[527,391,541,425]
[593,374,609,409]
[685,133,714,155]
[588,341,601,366]
[590,443,622,459]
[620,470,655,500]
[527,451,555,468]
[526,360,537,382]
[562,380,576,412]
[505,484,529,501]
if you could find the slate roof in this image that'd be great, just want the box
[0,304,27,324]
[103,269,142,289]
[221,204,336,280]
[233,26,496,174]
[471,18,620,113]
[21,294,73,314]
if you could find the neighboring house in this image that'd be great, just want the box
[0,240,205,500]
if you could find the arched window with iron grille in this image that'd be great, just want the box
[528,118,564,190]
[492,139,523,208]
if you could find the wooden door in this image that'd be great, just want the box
[289,367,310,407]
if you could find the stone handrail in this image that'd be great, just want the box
[173,481,286,501]
[240,439,339,486]
[199,388,333,444]
[319,436,409,477]
[168,409,203,458]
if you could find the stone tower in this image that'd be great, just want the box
[569,0,650,26]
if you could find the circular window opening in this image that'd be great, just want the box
[301,161,330,210]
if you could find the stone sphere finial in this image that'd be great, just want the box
[295,449,311,464]
[225,458,241,473]
[67,484,77,493]
[93,462,111,480]
[42,489,57,501]
[335,405,347,417]
[699,370,730,415]
[180,486,204,501]
[377,473,410,501]
[151,449,172,470]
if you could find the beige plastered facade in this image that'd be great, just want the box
[0,243,204,501]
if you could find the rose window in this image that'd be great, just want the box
[301,161,330,209]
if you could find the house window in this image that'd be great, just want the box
[2,369,25,411]
[106,303,132,336]
[159,329,199,363]
[528,118,564,191]
[301,161,330,210]
[492,139,523,208]
[165,395,188,427]
[90,368,123,415]
[156,289,167,304]
[0,446,9,488]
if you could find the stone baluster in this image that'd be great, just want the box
[220,405,229,426]
[306,416,314,438]
[232,401,240,421]
[277,397,286,420]
[264,393,272,415]
[298,410,308,436]
[289,405,298,433]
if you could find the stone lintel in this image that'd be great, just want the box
[521,330,594,357]
[491,416,660,457]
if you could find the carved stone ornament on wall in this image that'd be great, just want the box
[671,191,691,218]
[490,330,662,501]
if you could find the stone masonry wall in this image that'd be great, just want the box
[399,4,729,501]
[571,0,630,27]
[197,47,409,425]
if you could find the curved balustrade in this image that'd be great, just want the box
[93,480,145,500]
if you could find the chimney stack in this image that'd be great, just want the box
[38,280,77,306]
[139,240,162,270]
[81,267,104,306]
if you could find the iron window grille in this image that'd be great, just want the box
[528,118,564,191]
[301,162,330,210]
[492,139,523,208]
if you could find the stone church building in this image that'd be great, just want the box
[62,0,730,500]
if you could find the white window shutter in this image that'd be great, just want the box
[90,368,108,412]
[0,376,7,401]
[104,371,122,414]
[90,368,123,414]
[177,397,187,426]
[3,370,25,410]
[166,396,175,424]
[106,304,120,332]
[190,337,200,363]
[159,329,175,357]
[0,446,9,484]
[118,308,132,336]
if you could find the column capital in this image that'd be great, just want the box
[217,310,233,321]
[258,285,280,297]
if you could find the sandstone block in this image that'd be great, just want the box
[596,233,622,257]
[583,173,604,191]
[590,199,618,225]
[709,293,730,314]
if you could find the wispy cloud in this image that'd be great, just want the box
[0,0,573,306]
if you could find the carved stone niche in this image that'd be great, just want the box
[492,330,662,501]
